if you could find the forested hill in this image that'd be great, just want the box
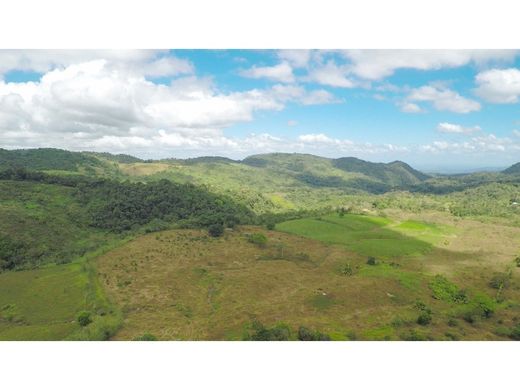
[332,157,430,186]
[0,168,253,271]
[0,148,102,172]
[503,162,520,175]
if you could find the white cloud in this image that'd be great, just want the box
[287,120,298,126]
[307,61,355,88]
[297,133,409,154]
[421,133,517,154]
[0,59,339,155]
[437,122,481,134]
[298,133,342,144]
[239,62,295,83]
[341,50,518,80]
[277,50,311,68]
[0,50,193,78]
[399,102,423,113]
[513,129,520,137]
[300,89,340,105]
[407,85,481,113]
[474,68,520,103]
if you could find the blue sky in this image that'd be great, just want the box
[1,49,520,171]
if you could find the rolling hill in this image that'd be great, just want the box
[503,162,520,175]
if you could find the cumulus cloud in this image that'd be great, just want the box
[0,58,340,155]
[474,68,520,103]
[420,133,518,154]
[307,61,355,88]
[297,133,408,154]
[513,129,520,137]
[0,50,193,78]
[399,102,423,113]
[437,122,481,135]
[277,50,311,68]
[239,62,295,83]
[341,50,518,80]
[406,85,481,113]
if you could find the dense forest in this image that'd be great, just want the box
[0,168,253,270]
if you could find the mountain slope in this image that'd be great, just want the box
[503,162,520,175]
[332,157,430,187]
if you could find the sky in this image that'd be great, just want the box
[1,49,520,171]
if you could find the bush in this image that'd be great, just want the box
[297,326,331,341]
[341,263,354,276]
[417,312,432,326]
[266,222,275,230]
[489,272,511,290]
[429,275,467,303]
[133,333,157,341]
[515,256,520,267]
[77,311,92,327]
[401,329,427,341]
[248,233,268,247]
[245,321,291,341]
[447,318,458,327]
[208,224,224,237]
[366,256,378,266]
[510,324,520,341]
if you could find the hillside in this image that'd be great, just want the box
[503,162,520,175]
[95,214,520,341]
[332,157,430,186]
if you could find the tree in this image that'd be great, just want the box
[248,233,268,247]
[417,312,432,326]
[366,256,378,266]
[77,311,92,327]
[208,224,224,237]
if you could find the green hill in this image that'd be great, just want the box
[503,162,520,175]
[332,157,430,186]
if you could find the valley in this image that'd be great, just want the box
[1,148,519,340]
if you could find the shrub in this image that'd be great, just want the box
[266,222,275,230]
[133,333,157,341]
[77,311,92,327]
[429,275,467,303]
[510,324,520,341]
[297,326,331,341]
[447,318,458,327]
[489,272,511,290]
[341,263,354,276]
[248,233,268,247]
[245,321,291,341]
[366,256,378,266]
[401,329,427,341]
[515,256,520,268]
[417,312,432,326]
[208,224,224,237]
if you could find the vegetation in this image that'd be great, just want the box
[133,333,158,341]
[1,148,520,340]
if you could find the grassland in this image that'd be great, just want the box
[95,212,520,340]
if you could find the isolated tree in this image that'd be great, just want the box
[77,311,92,327]
[208,224,224,237]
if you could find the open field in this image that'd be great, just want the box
[95,212,520,340]
[0,263,88,340]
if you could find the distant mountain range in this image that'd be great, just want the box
[1,148,519,212]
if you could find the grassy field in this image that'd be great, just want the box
[0,263,88,340]
[0,242,126,341]
[95,212,520,340]
[276,214,438,259]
